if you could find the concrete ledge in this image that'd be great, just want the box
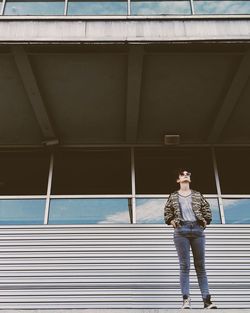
[1,309,250,313]
[0,18,250,42]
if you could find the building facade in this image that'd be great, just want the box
[0,0,250,309]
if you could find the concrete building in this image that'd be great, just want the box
[0,0,250,309]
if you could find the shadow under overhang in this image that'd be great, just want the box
[0,41,250,147]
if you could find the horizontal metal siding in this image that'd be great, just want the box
[0,225,249,309]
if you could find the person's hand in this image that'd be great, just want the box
[170,220,177,228]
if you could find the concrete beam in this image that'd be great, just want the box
[1,18,250,42]
[126,45,144,143]
[11,46,58,142]
[207,50,250,143]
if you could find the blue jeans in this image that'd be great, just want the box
[173,221,210,299]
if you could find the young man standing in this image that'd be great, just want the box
[164,170,217,309]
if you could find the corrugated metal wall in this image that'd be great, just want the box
[0,225,249,309]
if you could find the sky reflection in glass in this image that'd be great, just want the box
[3,0,250,15]
[136,198,221,224]
[49,198,131,224]
[0,199,45,225]
[194,0,250,14]
[223,199,250,224]
[4,0,64,15]
[131,0,191,15]
[136,198,166,224]
[209,198,221,224]
[68,0,127,15]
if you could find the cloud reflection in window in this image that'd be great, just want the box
[49,199,131,224]
[194,0,250,14]
[68,0,127,15]
[131,0,191,15]
[4,0,64,15]
[223,199,250,224]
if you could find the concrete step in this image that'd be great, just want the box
[1,309,250,313]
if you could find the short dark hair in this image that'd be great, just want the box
[177,168,191,177]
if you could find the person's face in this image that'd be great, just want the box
[177,171,191,184]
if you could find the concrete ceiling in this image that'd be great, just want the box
[0,42,250,146]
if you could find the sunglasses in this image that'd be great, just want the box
[180,171,191,177]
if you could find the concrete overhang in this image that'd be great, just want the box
[0,16,250,42]
[0,16,250,147]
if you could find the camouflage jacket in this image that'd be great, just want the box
[164,190,212,227]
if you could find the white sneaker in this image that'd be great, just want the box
[181,296,191,309]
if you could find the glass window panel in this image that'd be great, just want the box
[52,149,131,195]
[208,198,221,224]
[0,199,45,225]
[223,199,250,224]
[194,0,250,14]
[136,197,221,224]
[215,148,250,194]
[49,198,131,224]
[0,151,50,195]
[136,198,166,224]
[67,0,127,15]
[131,0,191,15]
[4,0,64,15]
[135,148,216,194]
[0,1,2,12]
